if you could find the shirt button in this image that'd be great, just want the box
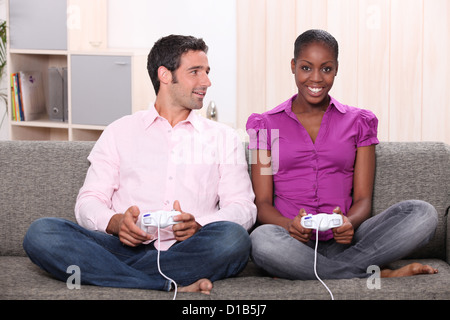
[168,176,173,180]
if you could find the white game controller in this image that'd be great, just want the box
[140,210,181,300]
[301,213,343,231]
[140,210,181,230]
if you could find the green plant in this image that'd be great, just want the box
[0,20,7,130]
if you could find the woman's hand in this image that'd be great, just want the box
[288,208,312,243]
[332,207,354,244]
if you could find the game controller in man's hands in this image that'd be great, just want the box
[140,210,181,230]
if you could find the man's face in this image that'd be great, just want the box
[169,50,211,111]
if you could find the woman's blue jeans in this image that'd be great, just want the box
[23,219,251,291]
[250,200,438,280]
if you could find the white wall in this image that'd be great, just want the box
[108,0,237,128]
[236,0,450,144]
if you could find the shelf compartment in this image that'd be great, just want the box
[10,125,69,141]
[10,118,69,129]
[71,128,103,141]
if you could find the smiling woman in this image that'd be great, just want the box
[291,44,337,111]
[246,29,439,285]
[289,30,339,143]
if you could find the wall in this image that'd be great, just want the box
[236,0,450,144]
[2,0,449,143]
[107,0,237,128]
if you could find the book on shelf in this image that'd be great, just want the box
[10,71,46,121]
[10,73,22,121]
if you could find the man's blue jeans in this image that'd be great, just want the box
[23,219,251,291]
[250,200,438,280]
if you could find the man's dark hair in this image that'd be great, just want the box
[294,29,339,62]
[147,35,209,94]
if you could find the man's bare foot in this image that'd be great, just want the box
[178,278,213,295]
[381,262,438,278]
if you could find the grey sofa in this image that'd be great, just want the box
[0,140,449,300]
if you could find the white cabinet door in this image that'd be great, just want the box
[71,55,132,126]
[9,0,67,50]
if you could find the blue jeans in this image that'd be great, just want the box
[250,200,438,280]
[23,218,251,291]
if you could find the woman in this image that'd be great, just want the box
[246,29,438,280]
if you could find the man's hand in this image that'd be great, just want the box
[107,206,153,247]
[288,208,312,243]
[332,207,354,244]
[172,200,201,241]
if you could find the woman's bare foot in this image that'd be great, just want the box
[178,278,213,295]
[381,262,438,278]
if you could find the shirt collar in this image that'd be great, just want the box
[328,95,347,114]
[142,105,159,128]
[184,109,204,132]
[267,94,347,116]
[142,104,204,132]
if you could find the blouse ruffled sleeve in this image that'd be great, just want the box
[357,109,380,148]
[246,113,271,150]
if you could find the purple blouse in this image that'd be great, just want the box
[246,95,379,240]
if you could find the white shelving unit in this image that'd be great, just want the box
[7,0,153,141]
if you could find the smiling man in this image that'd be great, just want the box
[23,35,256,295]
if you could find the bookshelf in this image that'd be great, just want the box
[7,0,153,141]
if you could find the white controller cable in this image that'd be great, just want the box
[156,218,178,300]
[313,218,334,300]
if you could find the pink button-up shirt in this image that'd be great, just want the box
[75,106,256,250]
[246,95,379,240]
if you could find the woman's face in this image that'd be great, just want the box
[291,41,338,108]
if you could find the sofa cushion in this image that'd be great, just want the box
[372,142,450,260]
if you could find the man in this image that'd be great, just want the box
[23,35,256,294]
